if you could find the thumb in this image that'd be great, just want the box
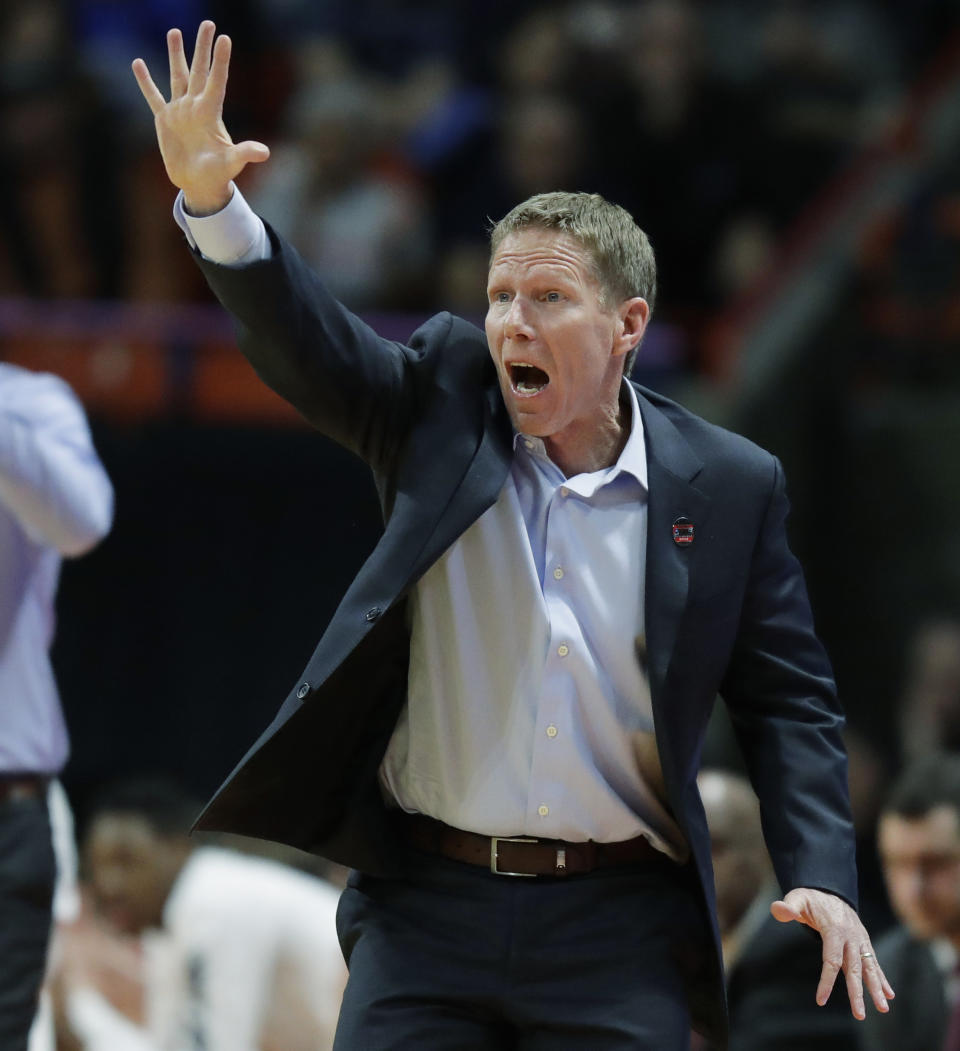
[232,140,271,167]
[770,899,801,924]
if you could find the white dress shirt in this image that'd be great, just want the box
[177,186,686,857]
[382,388,684,855]
[0,364,114,774]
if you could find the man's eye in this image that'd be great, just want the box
[492,292,510,304]
[545,292,561,302]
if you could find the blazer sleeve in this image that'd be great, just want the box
[719,456,858,906]
[192,224,443,472]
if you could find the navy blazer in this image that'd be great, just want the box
[191,227,857,1043]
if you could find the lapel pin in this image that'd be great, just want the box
[672,517,694,546]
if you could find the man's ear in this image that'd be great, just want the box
[613,297,650,358]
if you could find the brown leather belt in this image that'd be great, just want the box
[0,775,48,805]
[401,812,671,877]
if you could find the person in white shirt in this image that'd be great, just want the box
[0,362,113,1051]
[63,779,346,1051]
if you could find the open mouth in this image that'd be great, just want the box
[509,362,550,396]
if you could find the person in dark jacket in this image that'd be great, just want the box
[863,754,960,1051]
[129,21,893,1049]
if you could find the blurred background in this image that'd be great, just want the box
[3,0,960,932]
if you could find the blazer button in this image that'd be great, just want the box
[296,682,310,699]
[364,606,382,623]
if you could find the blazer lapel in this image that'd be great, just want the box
[401,378,514,591]
[637,391,711,713]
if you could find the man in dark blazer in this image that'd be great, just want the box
[132,21,893,1049]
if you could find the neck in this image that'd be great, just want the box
[544,385,630,476]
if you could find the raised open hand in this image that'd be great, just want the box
[132,21,269,216]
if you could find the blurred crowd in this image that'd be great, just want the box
[2,0,958,370]
[5,1,960,1049]
[852,145,960,390]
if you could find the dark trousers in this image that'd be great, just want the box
[0,794,55,1051]
[334,842,708,1050]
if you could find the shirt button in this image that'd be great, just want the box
[557,644,569,657]
[553,567,564,580]
[538,805,549,817]
[524,438,535,450]
[546,725,558,738]
[560,486,569,498]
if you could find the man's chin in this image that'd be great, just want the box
[509,403,554,439]
[905,914,956,941]
[101,905,145,937]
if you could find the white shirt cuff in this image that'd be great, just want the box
[173,184,271,265]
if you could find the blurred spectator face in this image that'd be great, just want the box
[878,804,960,941]
[0,0,70,162]
[84,813,188,937]
[499,11,571,93]
[698,770,771,936]
[628,0,702,94]
[501,97,584,199]
[903,621,960,748]
[760,8,823,71]
[438,241,490,317]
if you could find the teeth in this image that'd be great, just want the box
[508,362,549,395]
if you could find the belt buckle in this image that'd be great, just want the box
[490,836,539,877]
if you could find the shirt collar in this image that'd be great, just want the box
[512,380,648,489]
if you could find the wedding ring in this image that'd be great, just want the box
[860,951,874,959]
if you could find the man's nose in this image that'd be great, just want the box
[94,865,127,899]
[504,297,533,339]
[903,867,929,903]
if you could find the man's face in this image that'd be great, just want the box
[878,805,960,941]
[84,813,185,936]
[485,228,639,449]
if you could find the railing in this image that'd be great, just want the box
[707,30,960,406]
[0,300,431,425]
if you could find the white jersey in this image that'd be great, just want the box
[146,847,345,1051]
